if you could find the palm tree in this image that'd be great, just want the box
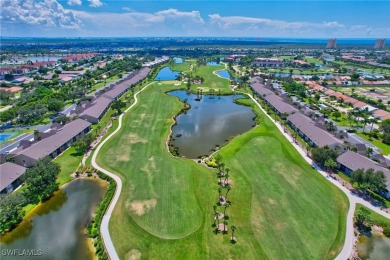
[224,173,229,186]
[223,220,228,233]
[215,211,220,226]
[224,201,231,217]
[225,185,231,201]
[369,118,377,134]
[33,130,40,141]
[231,225,237,241]
[218,187,222,199]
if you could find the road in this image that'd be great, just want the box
[91,82,155,260]
[0,124,52,154]
[246,94,390,260]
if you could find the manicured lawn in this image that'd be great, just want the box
[171,61,232,94]
[356,133,390,155]
[355,204,390,226]
[54,146,83,186]
[96,82,348,259]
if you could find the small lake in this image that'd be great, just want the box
[168,90,256,158]
[357,234,390,260]
[215,69,240,81]
[155,67,180,81]
[215,69,231,80]
[0,179,108,260]
[207,61,221,66]
[173,57,183,64]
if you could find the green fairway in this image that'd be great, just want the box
[54,146,83,185]
[96,82,348,259]
[170,61,232,94]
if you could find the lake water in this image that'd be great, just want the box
[357,234,390,260]
[0,179,108,260]
[207,62,221,66]
[173,57,183,63]
[0,133,13,142]
[154,67,180,81]
[215,69,231,80]
[168,90,256,158]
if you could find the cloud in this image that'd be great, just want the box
[207,14,357,37]
[88,0,103,7]
[0,0,81,29]
[67,0,82,6]
[73,8,205,36]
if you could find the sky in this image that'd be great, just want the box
[1,0,390,38]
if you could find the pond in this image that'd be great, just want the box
[168,90,256,158]
[173,57,183,64]
[215,69,240,81]
[0,179,108,260]
[207,61,221,66]
[154,67,180,81]
[357,234,390,260]
[0,133,13,142]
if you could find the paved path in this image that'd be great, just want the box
[91,82,155,260]
[246,94,390,260]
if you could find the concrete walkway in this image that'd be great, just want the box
[91,82,155,260]
[246,94,390,260]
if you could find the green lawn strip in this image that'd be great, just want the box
[355,204,390,227]
[216,97,348,259]
[190,65,232,94]
[356,132,390,155]
[96,83,348,259]
[97,83,266,259]
[54,146,83,186]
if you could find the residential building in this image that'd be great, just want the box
[12,119,91,167]
[374,39,386,49]
[263,94,298,115]
[326,39,337,49]
[287,113,341,148]
[252,58,284,67]
[0,162,26,194]
[337,151,390,199]
[79,96,112,124]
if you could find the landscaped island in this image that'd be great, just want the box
[96,62,348,259]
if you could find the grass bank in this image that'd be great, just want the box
[96,82,348,259]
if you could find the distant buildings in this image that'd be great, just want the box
[252,58,284,67]
[374,39,386,49]
[326,39,337,49]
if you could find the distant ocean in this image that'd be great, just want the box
[1,37,388,46]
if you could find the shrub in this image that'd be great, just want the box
[383,226,390,237]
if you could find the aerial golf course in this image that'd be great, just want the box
[96,61,348,259]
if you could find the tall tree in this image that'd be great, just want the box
[0,193,26,233]
[23,157,61,203]
[112,100,126,114]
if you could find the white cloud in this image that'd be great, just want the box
[0,0,81,29]
[73,8,205,36]
[88,0,103,7]
[67,0,82,6]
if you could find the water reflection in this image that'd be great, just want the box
[357,234,390,260]
[168,90,255,158]
[0,179,107,260]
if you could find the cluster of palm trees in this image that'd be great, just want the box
[212,155,237,243]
